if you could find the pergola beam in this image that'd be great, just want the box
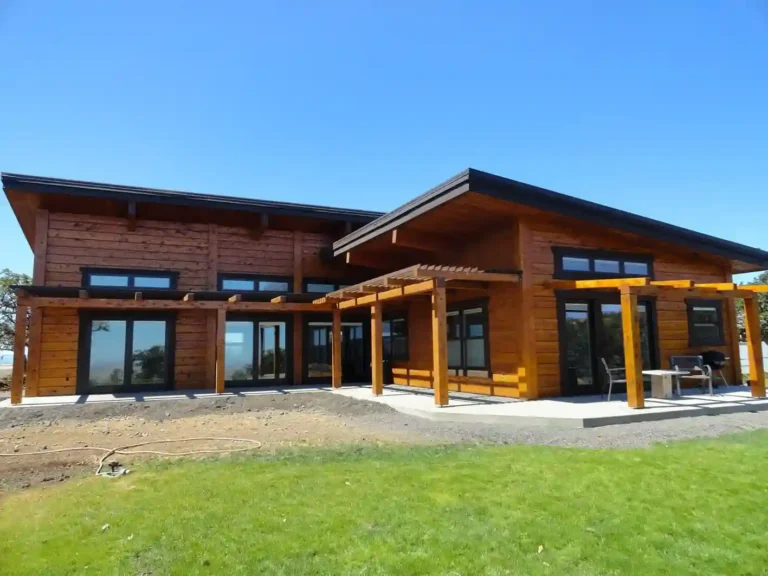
[431,279,449,406]
[370,301,383,396]
[337,280,435,310]
[744,296,766,398]
[331,308,342,388]
[620,286,644,409]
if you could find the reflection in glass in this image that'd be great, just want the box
[222,279,255,291]
[564,303,593,388]
[306,283,336,293]
[563,257,590,272]
[90,275,129,287]
[624,262,649,276]
[226,322,254,380]
[308,324,332,378]
[258,281,289,292]
[131,321,166,384]
[134,277,171,289]
[594,259,620,274]
[259,322,287,379]
[89,320,127,387]
[447,312,461,368]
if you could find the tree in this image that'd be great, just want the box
[735,271,768,343]
[0,268,32,351]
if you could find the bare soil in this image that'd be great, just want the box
[0,393,421,493]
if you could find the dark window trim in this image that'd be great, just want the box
[224,313,294,385]
[81,267,179,289]
[218,273,293,292]
[447,298,490,376]
[76,310,176,394]
[686,298,725,347]
[301,312,370,384]
[552,247,654,280]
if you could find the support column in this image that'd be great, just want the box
[215,308,226,394]
[431,279,449,406]
[744,296,766,397]
[10,305,28,405]
[620,286,644,408]
[293,232,304,385]
[371,301,383,395]
[331,308,342,388]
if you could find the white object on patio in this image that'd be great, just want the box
[643,370,689,399]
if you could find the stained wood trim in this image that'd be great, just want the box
[518,219,539,399]
[18,296,330,312]
[331,308,342,388]
[10,305,28,404]
[371,301,383,395]
[25,308,43,397]
[207,224,218,290]
[620,287,644,408]
[723,267,743,385]
[33,209,49,284]
[293,232,303,385]
[206,310,217,388]
[744,296,766,397]
[431,279,449,406]
[215,308,226,394]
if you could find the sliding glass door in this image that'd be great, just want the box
[304,317,370,383]
[560,297,656,396]
[78,313,174,393]
[225,316,290,386]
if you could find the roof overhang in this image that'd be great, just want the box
[333,168,768,271]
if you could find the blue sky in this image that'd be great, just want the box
[1,1,766,280]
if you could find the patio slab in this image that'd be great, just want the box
[333,385,768,428]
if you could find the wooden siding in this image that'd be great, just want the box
[33,212,343,394]
[525,217,737,396]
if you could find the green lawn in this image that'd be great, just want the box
[3,435,768,576]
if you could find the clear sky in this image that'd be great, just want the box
[1,1,766,280]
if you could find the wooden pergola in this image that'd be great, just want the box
[313,264,521,406]
[545,277,768,408]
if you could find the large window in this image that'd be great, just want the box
[383,317,408,362]
[553,248,653,280]
[219,274,291,293]
[79,313,174,393]
[687,299,725,346]
[447,304,489,376]
[83,269,178,289]
[225,317,289,384]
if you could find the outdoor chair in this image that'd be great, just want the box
[600,358,627,401]
[670,355,714,396]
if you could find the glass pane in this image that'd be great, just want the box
[448,341,462,368]
[89,274,129,287]
[222,279,255,291]
[225,322,254,380]
[562,257,590,272]
[382,320,391,339]
[564,303,593,388]
[600,304,624,369]
[447,313,461,340]
[131,321,167,384]
[259,322,287,379]
[638,304,652,371]
[258,281,289,292]
[306,283,336,293]
[624,262,649,276]
[88,320,127,387]
[693,324,720,342]
[308,325,331,378]
[392,337,408,360]
[391,318,407,338]
[134,276,171,289]
[466,339,486,368]
[594,259,620,274]
[692,306,719,324]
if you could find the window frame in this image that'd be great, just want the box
[686,298,725,347]
[446,300,490,376]
[218,273,293,293]
[76,310,176,394]
[552,248,654,280]
[81,268,179,289]
[383,316,409,362]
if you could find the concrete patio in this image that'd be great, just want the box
[334,385,768,428]
[3,384,768,429]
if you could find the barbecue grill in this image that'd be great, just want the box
[701,350,729,386]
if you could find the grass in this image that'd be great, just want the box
[3,435,768,576]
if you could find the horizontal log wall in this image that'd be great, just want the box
[34,212,341,395]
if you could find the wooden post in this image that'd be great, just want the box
[517,219,539,399]
[293,231,303,385]
[744,296,766,397]
[371,301,383,395]
[215,308,226,394]
[331,308,342,388]
[10,305,28,405]
[206,224,218,389]
[431,278,449,406]
[27,209,48,398]
[620,286,644,408]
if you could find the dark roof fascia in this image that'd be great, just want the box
[334,168,768,269]
[1,173,383,224]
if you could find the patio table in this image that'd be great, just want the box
[643,369,689,399]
